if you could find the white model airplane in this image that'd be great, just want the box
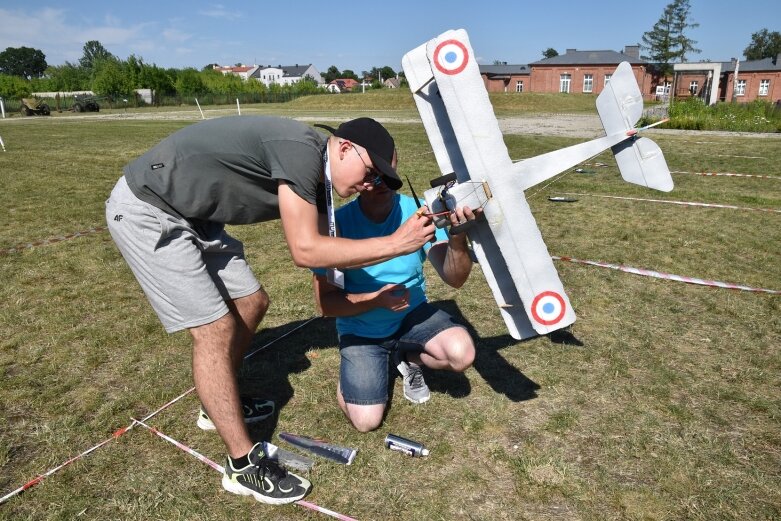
[402,29,673,340]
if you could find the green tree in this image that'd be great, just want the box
[0,73,32,98]
[341,69,359,81]
[367,66,396,83]
[323,65,340,83]
[138,64,175,104]
[294,76,320,95]
[0,46,48,79]
[79,40,115,70]
[92,59,132,97]
[201,68,243,95]
[124,55,144,89]
[641,0,700,76]
[45,62,92,91]
[175,68,206,97]
[542,48,559,59]
[743,29,781,60]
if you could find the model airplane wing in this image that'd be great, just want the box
[403,29,673,341]
[403,29,575,339]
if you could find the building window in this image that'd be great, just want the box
[604,74,612,86]
[583,74,593,93]
[516,80,524,93]
[736,79,746,96]
[689,80,698,94]
[560,74,571,93]
[759,79,770,96]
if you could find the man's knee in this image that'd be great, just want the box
[231,288,269,328]
[345,405,385,433]
[446,329,475,372]
[247,287,269,314]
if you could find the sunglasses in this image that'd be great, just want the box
[350,144,383,186]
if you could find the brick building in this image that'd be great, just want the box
[480,64,531,93]
[479,46,781,104]
[528,46,654,99]
[720,56,781,102]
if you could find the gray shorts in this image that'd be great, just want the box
[105,176,261,333]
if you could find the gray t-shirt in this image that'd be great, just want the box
[124,116,326,224]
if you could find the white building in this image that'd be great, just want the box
[257,64,323,87]
[213,65,260,81]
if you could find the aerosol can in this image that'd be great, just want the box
[384,434,429,457]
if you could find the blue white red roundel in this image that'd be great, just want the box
[531,291,566,326]
[433,40,469,75]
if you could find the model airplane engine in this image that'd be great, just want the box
[422,174,492,230]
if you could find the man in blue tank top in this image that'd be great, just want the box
[312,152,478,433]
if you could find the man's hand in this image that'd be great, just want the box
[373,283,410,312]
[391,206,436,253]
[447,205,482,238]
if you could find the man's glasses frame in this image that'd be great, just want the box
[345,141,382,186]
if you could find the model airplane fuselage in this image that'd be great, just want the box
[402,29,673,340]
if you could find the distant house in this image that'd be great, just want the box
[257,66,284,86]
[256,64,323,87]
[722,55,781,102]
[676,55,781,104]
[214,63,324,87]
[383,77,401,89]
[214,65,260,81]
[529,46,653,98]
[326,78,359,93]
[479,64,530,93]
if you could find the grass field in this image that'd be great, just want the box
[0,99,779,521]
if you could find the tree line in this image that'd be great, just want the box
[0,40,402,103]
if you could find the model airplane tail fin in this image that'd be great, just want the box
[596,62,674,192]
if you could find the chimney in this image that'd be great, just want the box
[565,48,576,54]
[624,45,640,59]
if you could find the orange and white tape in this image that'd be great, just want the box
[557,192,781,214]
[0,226,107,256]
[553,256,779,295]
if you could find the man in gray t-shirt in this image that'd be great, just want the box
[105,116,435,505]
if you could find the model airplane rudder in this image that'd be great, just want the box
[597,62,674,192]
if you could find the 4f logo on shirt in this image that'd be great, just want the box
[114,215,123,222]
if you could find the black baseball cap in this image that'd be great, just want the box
[316,118,402,190]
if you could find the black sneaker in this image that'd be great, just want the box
[222,443,311,504]
[197,397,275,431]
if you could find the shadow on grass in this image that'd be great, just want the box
[433,300,542,403]
[238,300,550,442]
[238,316,334,441]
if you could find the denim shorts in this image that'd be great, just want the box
[338,302,465,405]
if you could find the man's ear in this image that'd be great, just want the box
[337,138,354,160]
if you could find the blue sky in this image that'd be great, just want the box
[0,1,778,73]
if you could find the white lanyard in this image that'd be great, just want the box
[322,147,345,289]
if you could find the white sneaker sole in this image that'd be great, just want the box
[196,415,216,431]
[404,391,430,404]
[221,474,307,505]
[197,402,274,431]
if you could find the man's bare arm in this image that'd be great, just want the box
[428,206,478,288]
[278,182,435,269]
[312,275,410,317]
